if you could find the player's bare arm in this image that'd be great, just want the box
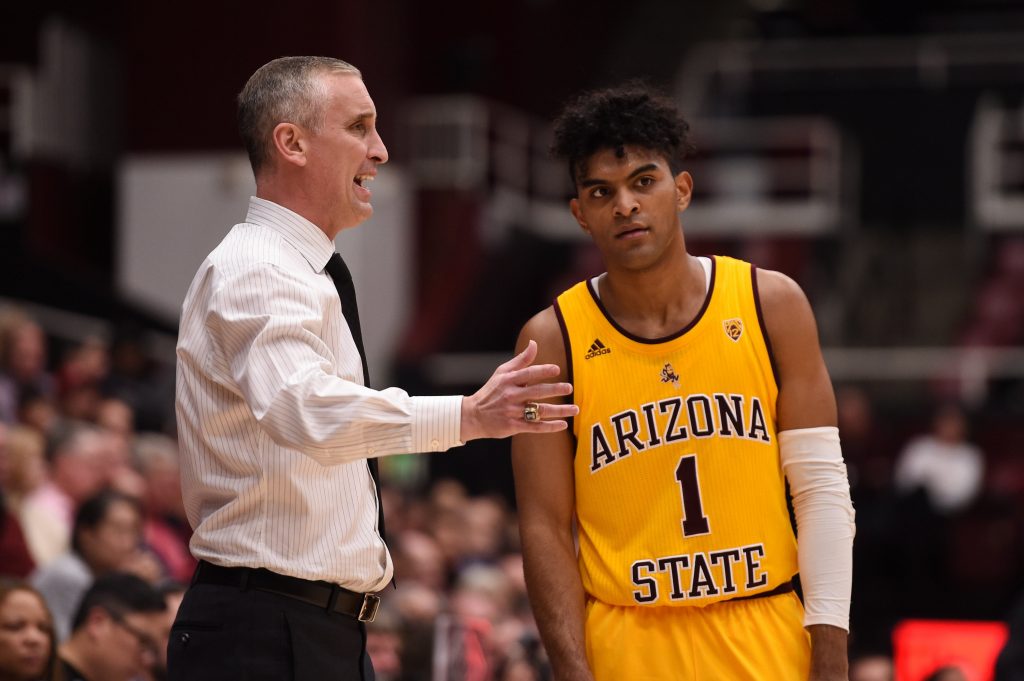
[511,308,595,681]
[758,267,853,681]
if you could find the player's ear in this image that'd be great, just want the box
[570,198,590,234]
[675,171,693,212]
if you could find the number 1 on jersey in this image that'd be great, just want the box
[675,455,710,537]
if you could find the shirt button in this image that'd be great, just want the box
[430,439,440,450]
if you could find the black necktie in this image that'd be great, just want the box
[325,253,386,543]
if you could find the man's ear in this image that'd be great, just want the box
[675,171,693,212]
[85,606,111,639]
[270,122,309,168]
[570,198,590,234]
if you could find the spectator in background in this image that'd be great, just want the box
[0,424,35,578]
[836,386,892,496]
[142,582,185,681]
[2,428,47,505]
[0,311,54,426]
[392,530,448,592]
[21,424,109,561]
[92,405,145,504]
[450,564,513,629]
[103,324,173,434]
[55,338,110,424]
[2,427,61,572]
[430,505,469,577]
[995,589,1024,681]
[57,573,165,681]
[923,667,969,681]
[0,580,58,681]
[849,654,894,681]
[133,435,193,583]
[32,491,159,642]
[461,497,509,567]
[894,403,984,515]
[94,399,132,447]
[365,609,404,681]
[15,389,58,439]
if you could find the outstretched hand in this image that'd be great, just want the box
[460,340,578,442]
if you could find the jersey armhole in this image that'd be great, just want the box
[751,264,781,390]
[552,299,577,446]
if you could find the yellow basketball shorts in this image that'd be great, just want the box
[585,591,810,681]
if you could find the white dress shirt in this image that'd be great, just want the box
[176,196,463,591]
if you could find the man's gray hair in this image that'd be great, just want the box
[238,56,361,174]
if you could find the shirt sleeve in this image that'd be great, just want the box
[206,261,463,464]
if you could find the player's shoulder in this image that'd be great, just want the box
[754,267,812,321]
[753,267,820,354]
[517,306,568,369]
[518,306,561,347]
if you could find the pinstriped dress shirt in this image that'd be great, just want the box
[176,196,462,591]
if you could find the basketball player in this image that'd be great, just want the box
[511,86,855,680]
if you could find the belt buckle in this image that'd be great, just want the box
[358,594,380,622]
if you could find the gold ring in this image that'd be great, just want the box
[523,402,540,422]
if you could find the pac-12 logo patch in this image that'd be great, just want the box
[723,318,743,342]
[660,363,681,389]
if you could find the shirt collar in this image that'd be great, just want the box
[245,196,336,272]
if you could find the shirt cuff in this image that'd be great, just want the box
[410,395,463,453]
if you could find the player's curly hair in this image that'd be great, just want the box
[552,84,696,188]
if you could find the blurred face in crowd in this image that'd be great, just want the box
[78,607,164,681]
[365,628,402,681]
[463,498,506,560]
[99,430,143,499]
[6,323,46,384]
[17,396,57,435]
[4,427,47,497]
[79,499,143,574]
[63,338,110,387]
[395,531,446,591]
[836,387,873,440]
[96,399,134,440]
[451,566,512,624]
[391,583,441,624]
[934,405,967,444]
[143,455,186,518]
[849,655,893,681]
[0,588,53,681]
[54,432,108,503]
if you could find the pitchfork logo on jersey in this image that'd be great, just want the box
[723,318,744,342]
[660,363,681,389]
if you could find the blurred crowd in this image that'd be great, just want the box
[0,303,548,681]
[1,299,1023,681]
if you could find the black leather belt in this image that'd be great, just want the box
[192,561,380,622]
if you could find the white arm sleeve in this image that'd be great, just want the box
[779,426,856,631]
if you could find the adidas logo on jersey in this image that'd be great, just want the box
[584,338,611,359]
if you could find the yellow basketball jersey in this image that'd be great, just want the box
[555,255,798,608]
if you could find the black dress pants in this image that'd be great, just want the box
[167,581,375,681]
